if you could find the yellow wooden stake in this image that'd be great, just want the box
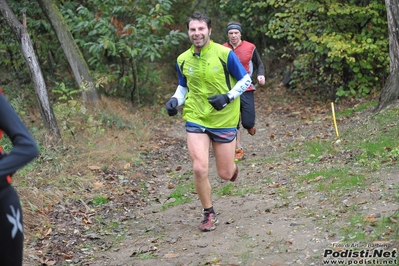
[331,102,339,138]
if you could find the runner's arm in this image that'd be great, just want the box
[171,63,188,106]
[252,47,265,77]
[226,51,252,100]
[0,94,39,178]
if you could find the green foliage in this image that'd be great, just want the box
[0,0,74,92]
[220,0,389,100]
[274,0,388,99]
[97,112,136,130]
[218,0,276,52]
[53,94,106,137]
[0,135,12,155]
[1,0,187,106]
[52,84,147,137]
[0,0,391,106]
[0,1,44,77]
[60,0,186,100]
[52,82,81,101]
[390,147,399,159]
[7,92,29,116]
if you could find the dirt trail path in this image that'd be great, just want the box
[88,84,398,266]
[25,82,398,266]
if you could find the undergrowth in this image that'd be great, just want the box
[10,96,161,242]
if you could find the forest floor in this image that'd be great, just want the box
[22,79,399,266]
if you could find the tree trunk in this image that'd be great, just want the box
[374,0,399,113]
[130,58,140,105]
[37,0,101,102]
[0,0,61,143]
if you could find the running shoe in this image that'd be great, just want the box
[247,127,256,135]
[199,211,218,231]
[235,148,244,161]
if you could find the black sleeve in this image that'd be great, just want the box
[0,94,39,178]
[252,47,265,76]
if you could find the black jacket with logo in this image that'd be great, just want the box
[0,93,39,187]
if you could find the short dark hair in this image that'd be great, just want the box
[186,11,212,30]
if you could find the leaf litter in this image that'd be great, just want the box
[23,81,399,266]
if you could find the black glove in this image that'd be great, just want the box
[207,94,230,111]
[166,98,178,116]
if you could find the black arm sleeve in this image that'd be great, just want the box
[252,47,265,76]
[0,94,39,178]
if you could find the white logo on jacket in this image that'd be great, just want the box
[7,205,23,238]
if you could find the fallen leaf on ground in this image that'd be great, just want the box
[268,183,280,188]
[372,241,391,246]
[307,176,322,183]
[164,253,179,258]
[88,165,101,170]
[93,182,104,189]
[364,214,378,223]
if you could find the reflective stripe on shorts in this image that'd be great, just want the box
[185,122,237,143]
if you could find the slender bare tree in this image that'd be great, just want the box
[374,0,399,112]
[0,0,61,142]
[37,0,101,102]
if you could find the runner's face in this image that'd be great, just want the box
[188,20,211,52]
[228,29,241,46]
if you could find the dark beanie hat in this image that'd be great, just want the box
[226,23,242,33]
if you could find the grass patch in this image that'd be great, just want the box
[297,167,365,192]
[353,101,378,112]
[133,253,158,259]
[340,210,399,243]
[238,156,277,164]
[215,183,259,197]
[304,141,332,163]
[339,214,369,242]
[286,140,333,162]
[216,184,235,196]
[339,107,399,170]
[91,195,109,205]
[162,182,195,210]
[336,101,378,117]
[287,149,301,159]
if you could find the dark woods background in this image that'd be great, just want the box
[0,0,389,109]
